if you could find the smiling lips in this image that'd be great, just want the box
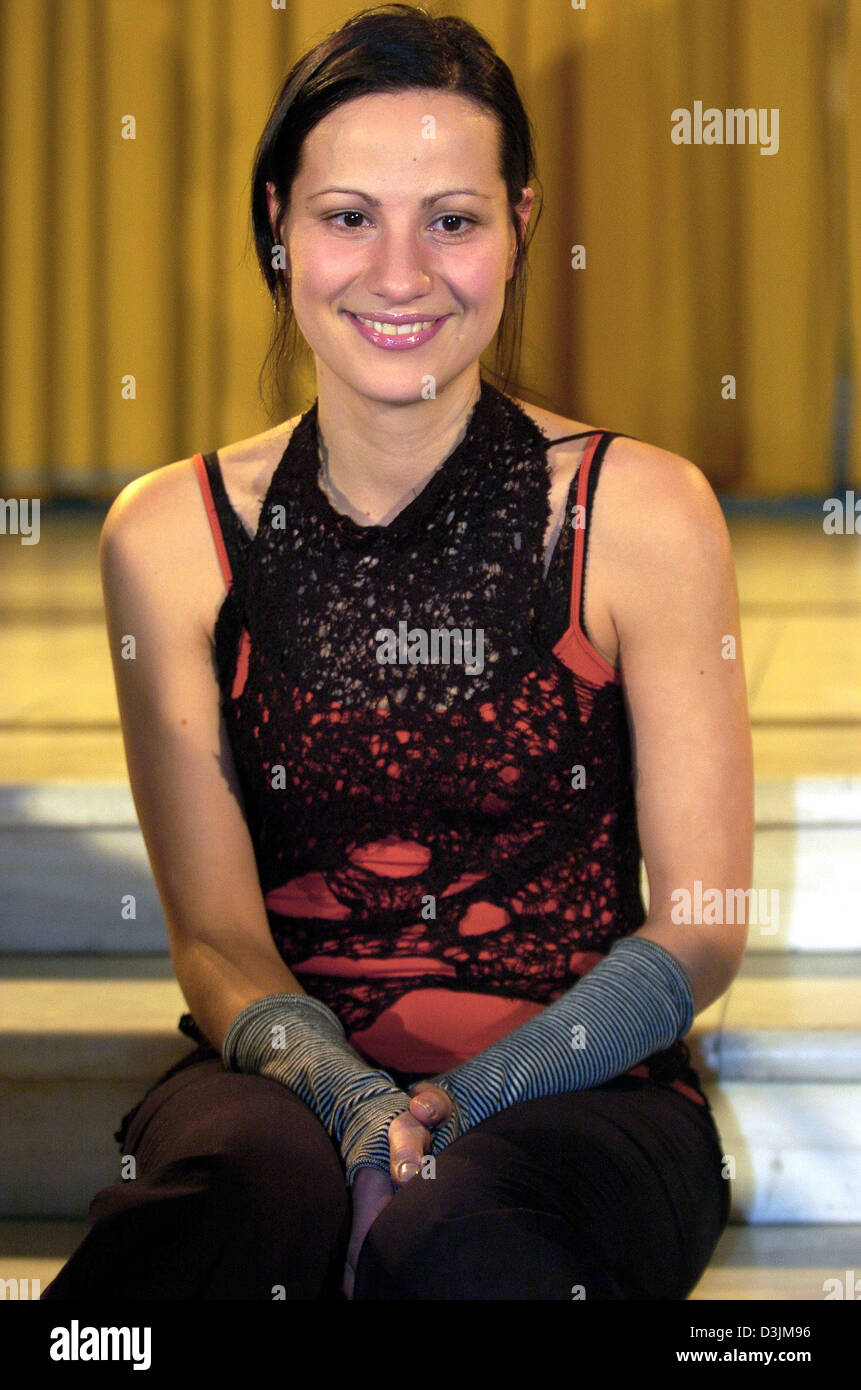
[347,311,450,349]
[355,314,438,335]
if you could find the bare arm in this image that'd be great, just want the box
[99,459,304,1053]
[603,440,755,1011]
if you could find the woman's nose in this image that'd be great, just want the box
[363,230,433,301]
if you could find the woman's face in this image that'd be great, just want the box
[270,89,532,404]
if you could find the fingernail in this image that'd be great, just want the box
[396,1160,420,1182]
[413,1099,433,1119]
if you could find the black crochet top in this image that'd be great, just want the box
[188,379,706,1107]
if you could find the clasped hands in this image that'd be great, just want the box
[342,1080,454,1300]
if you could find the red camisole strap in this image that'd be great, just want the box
[552,432,620,686]
[192,452,234,589]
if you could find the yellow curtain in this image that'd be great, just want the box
[0,0,852,497]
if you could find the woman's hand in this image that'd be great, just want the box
[341,1083,454,1298]
[386,1082,455,1180]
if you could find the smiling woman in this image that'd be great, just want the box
[255,77,536,518]
[252,16,537,407]
[42,2,751,1305]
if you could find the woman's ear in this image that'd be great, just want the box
[265,180,280,236]
[266,181,286,247]
[266,180,291,278]
[518,185,535,228]
[508,185,534,277]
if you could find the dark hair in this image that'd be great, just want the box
[250,2,541,412]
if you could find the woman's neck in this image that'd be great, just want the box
[313,367,483,523]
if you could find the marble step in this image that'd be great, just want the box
[0,1221,859,1300]
[1,951,859,1219]
[1,780,860,953]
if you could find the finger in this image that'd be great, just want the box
[388,1111,431,1185]
[409,1085,452,1124]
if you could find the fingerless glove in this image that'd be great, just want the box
[221,992,411,1186]
[424,935,695,1152]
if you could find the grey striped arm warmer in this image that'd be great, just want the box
[422,935,695,1154]
[221,992,412,1187]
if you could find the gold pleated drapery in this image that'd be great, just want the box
[0,0,856,497]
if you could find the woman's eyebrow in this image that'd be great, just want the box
[306,187,492,207]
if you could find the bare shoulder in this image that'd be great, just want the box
[511,395,599,474]
[214,414,303,528]
[510,405,733,664]
[591,434,737,659]
[98,456,221,647]
[102,416,302,540]
[514,394,724,534]
[99,415,302,638]
[596,433,731,565]
[511,394,726,542]
[99,454,206,563]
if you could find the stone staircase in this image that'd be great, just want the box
[1,777,860,1297]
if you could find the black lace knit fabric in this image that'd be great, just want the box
[195,379,706,1107]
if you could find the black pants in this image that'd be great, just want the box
[41,1043,730,1301]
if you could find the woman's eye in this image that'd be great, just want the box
[325,211,475,238]
[330,211,368,230]
[434,214,474,237]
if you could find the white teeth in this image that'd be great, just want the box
[355,315,436,336]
